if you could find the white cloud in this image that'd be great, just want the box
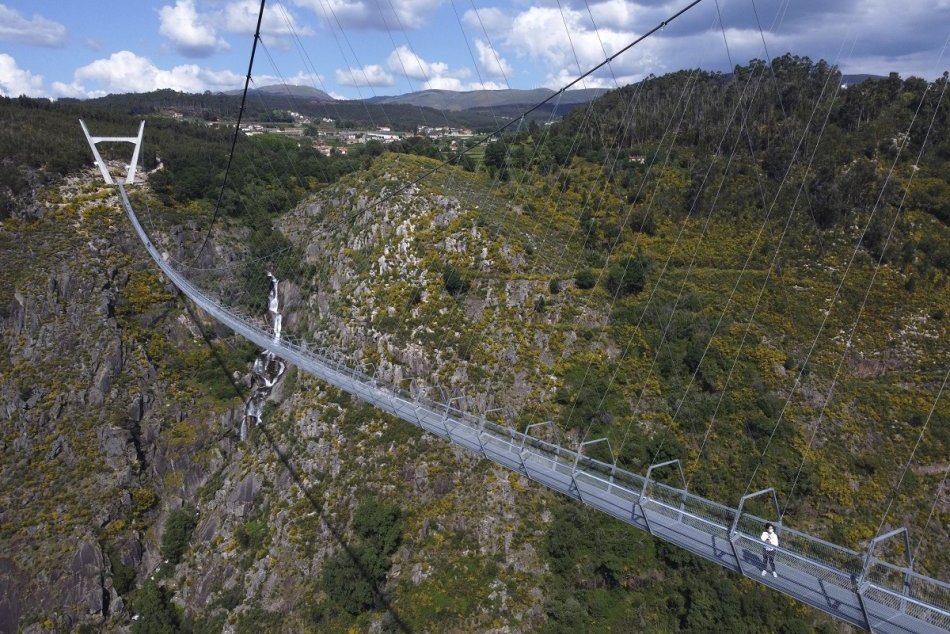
[344,45,501,91]
[222,0,314,39]
[418,76,505,91]
[0,54,45,97]
[249,71,333,95]
[462,7,509,36]
[386,46,449,80]
[159,0,229,57]
[293,0,442,30]
[61,51,243,97]
[51,80,87,99]
[283,71,327,86]
[223,0,274,32]
[488,2,682,88]
[326,41,505,96]
[158,0,313,56]
[506,6,606,70]
[380,46,507,91]
[0,5,66,47]
[422,76,467,91]
[474,39,512,79]
[587,0,638,31]
[335,64,395,86]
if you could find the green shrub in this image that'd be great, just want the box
[132,580,180,634]
[575,268,596,289]
[632,209,656,235]
[322,545,376,615]
[603,254,650,296]
[107,544,136,595]
[235,519,268,552]
[160,508,197,566]
[442,263,470,296]
[353,499,402,557]
[322,499,402,616]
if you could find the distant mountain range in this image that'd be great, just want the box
[241,76,885,112]
[238,84,609,111]
[365,88,609,111]
[227,84,335,101]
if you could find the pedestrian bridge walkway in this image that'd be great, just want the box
[113,181,949,633]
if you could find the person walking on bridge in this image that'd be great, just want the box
[761,522,779,577]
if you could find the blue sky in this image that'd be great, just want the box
[0,0,947,100]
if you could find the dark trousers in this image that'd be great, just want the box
[763,549,776,572]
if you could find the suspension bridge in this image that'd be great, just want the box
[70,0,950,628]
[80,114,949,632]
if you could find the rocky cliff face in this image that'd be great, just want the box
[0,176,244,631]
[0,167,558,632]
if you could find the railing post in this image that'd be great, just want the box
[571,438,615,504]
[519,422,557,477]
[407,378,432,434]
[380,371,406,419]
[429,384,449,439]
[469,408,489,459]
[730,488,780,577]
[475,428,490,459]
[858,526,914,632]
[520,421,558,452]
[369,363,380,389]
[639,459,686,536]
[483,406,504,421]
[440,392,465,443]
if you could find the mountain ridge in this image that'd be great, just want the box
[230,84,612,111]
[364,87,610,110]
[239,76,884,111]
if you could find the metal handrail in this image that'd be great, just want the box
[731,531,862,583]
[863,583,950,618]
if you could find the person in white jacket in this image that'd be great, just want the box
[761,522,779,577]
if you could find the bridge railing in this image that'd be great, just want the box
[734,512,864,591]
[865,561,950,630]
[645,481,736,540]
[183,284,947,632]
[114,182,950,633]
[739,513,862,567]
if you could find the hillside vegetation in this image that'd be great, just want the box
[0,56,946,632]
[283,55,948,560]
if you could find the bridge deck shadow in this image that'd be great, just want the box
[184,301,413,632]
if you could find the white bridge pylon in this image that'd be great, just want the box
[79,119,145,185]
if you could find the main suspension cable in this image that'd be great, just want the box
[193,0,267,264]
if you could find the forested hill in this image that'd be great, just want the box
[489,55,948,243]
[55,87,565,131]
[0,95,368,221]
[68,88,505,129]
